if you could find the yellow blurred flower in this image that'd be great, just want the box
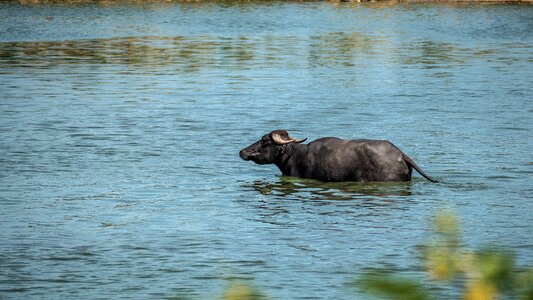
[222,282,265,300]
[463,280,497,300]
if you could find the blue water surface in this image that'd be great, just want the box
[0,2,532,299]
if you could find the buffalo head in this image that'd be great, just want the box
[239,130,307,165]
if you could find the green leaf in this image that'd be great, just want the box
[356,271,431,300]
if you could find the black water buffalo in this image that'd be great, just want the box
[239,130,438,183]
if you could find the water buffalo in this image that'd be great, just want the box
[239,130,438,183]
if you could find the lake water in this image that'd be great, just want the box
[0,1,532,299]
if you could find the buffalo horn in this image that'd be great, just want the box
[272,133,307,145]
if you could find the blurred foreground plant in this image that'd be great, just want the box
[171,211,532,300]
[357,210,533,300]
[221,281,267,300]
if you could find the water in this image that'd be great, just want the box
[0,2,532,299]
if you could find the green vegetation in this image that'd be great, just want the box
[207,211,533,300]
[357,210,533,300]
[221,282,268,300]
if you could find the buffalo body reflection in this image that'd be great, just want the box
[246,176,413,201]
